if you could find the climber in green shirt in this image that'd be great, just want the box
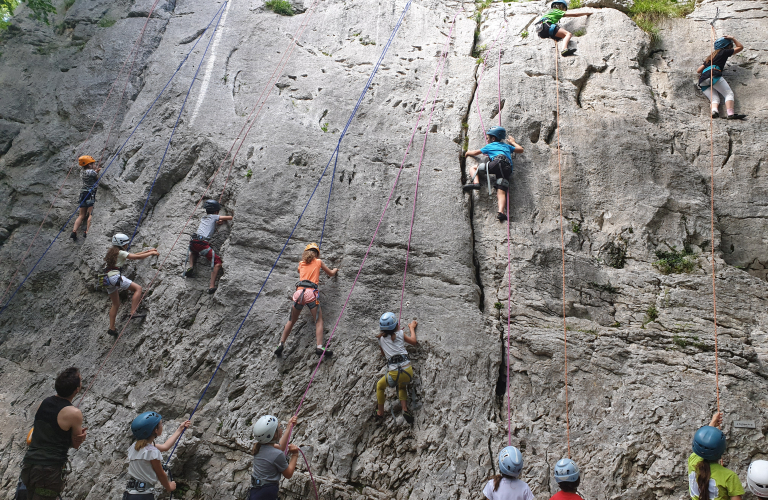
[688,412,744,500]
[536,0,592,57]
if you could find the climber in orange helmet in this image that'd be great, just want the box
[71,156,101,241]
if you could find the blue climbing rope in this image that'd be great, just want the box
[0,2,228,319]
[127,2,227,249]
[164,0,414,465]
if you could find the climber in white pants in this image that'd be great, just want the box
[696,35,746,120]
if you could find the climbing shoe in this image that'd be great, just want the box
[274,343,285,357]
[727,113,746,120]
[184,268,194,277]
[70,231,77,241]
[711,110,720,119]
[497,212,508,222]
[403,410,415,424]
[107,329,118,337]
[561,48,577,57]
[83,232,87,239]
[462,183,481,191]
[315,346,333,357]
[208,287,217,294]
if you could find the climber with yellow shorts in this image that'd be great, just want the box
[372,312,418,424]
[687,412,744,500]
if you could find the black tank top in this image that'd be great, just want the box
[23,396,73,466]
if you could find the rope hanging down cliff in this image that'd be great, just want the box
[160,1,417,480]
[0,0,165,308]
[0,2,229,322]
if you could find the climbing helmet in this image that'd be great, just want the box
[131,411,162,440]
[692,425,726,461]
[554,458,580,483]
[252,415,279,444]
[379,312,398,332]
[112,233,130,247]
[499,446,523,477]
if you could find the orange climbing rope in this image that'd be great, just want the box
[554,40,572,458]
[707,22,722,419]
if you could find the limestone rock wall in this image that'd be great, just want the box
[0,0,766,498]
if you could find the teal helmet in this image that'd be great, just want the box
[131,411,162,440]
[714,37,732,50]
[550,0,568,10]
[486,126,507,141]
[692,425,726,461]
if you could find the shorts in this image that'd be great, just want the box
[249,484,279,500]
[189,240,222,266]
[292,289,319,311]
[537,22,562,39]
[20,464,66,500]
[105,273,132,295]
[78,190,95,208]
[488,156,513,191]
[122,493,154,500]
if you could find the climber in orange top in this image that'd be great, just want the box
[275,243,338,359]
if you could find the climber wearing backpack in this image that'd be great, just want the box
[124,411,191,499]
[184,199,233,294]
[463,127,524,223]
[747,460,768,499]
[688,413,744,500]
[104,233,159,337]
[482,446,534,500]
[549,459,584,499]
[275,242,338,359]
[20,367,87,500]
[697,36,746,120]
[249,415,300,500]
[536,0,592,57]
[372,313,418,424]
[70,155,101,241]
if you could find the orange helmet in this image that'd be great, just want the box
[78,155,95,167]
[304,242,320,255]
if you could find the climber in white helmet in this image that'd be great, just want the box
[747,460,768,500]
[483,446,533,499]
[249,415,300,500]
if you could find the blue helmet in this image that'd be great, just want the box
[499,446,523,477]
[204,199,221,214]
[714,37,733,50]
[550,0,568,10]
[554,458,580,483]
[693,425,726,461]
[131,411,162,440]
[486,126,507,141]
[379,312,397,331]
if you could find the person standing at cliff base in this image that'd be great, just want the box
[747,460,768,500]
[275,242,338,358]
[21,367,87,500]
[697,36,746,120]
[185,199,233,294]
[688,412,744,500]
[124,412,190,499]
[372,313,418,424]
[549,458,584,499]
[249,415,300,500]
[535,0,592,57]
[70,156,101,242]
[104,233,159,337]
[483,446,534,500]
[463,127,524,223]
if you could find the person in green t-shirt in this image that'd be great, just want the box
[688,413,745,500]
[536,0,592,57]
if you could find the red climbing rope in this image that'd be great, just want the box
[289,11,458,443]
[0,0,163,307]
[707,23,722,420]
[554,40,572,458]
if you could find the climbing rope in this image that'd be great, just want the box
[0,3,228,322]
[127,3,227,248]
[707,19,722,419]
[0,0,163,307]
[160,1,416,477]
[554,40,572,458]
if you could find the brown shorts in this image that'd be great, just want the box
[20,464,66,499]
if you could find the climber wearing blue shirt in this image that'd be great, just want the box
[463,126,523,223]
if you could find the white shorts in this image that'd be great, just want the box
[105,274,132,295]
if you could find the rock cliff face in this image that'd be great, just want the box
[0,0,767,498]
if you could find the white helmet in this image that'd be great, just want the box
[748,460,768,497]
[499,446,523,477]
[112,233,130,247]
[252,415,279,444]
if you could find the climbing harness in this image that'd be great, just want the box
[183,236,216,277]
[0,0,165,308]
[385,355,412,387]
[0,2,228,322]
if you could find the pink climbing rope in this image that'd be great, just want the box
[0,0,162,307]
[289,11,458,437]
[473,19,509,143]
[497,44,503,127]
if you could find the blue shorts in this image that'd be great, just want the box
[78,190,95,208]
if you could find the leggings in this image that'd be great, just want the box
[376,366,414,405]
[702,78,734,104]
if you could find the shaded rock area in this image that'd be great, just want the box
[0,0,767,499]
